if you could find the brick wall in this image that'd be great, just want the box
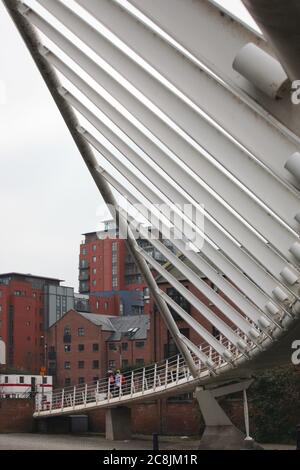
[88,399,202,436]
[0,399,34,432]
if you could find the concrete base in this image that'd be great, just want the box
[198,425,261,450]
[106,407,131,440]
[36,415,88,434]
[195,382,262,450]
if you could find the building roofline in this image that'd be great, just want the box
[0,272,64,282]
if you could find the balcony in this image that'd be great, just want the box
[79,282,90,294]
[79,260,89,269]
[63,334,72,343]
[79,271,90,281]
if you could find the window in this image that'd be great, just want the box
[78,327,85,337]
[64,344,71,352]
[92,280,97,287]
[25,321,31,326]
[92,343,99,352]
[0,305,2,312]
[14,290,21,296]
[64,326,71,335]
[78,344,85,352]
[92,244,97,252]
[136,358,144,366]
[135,341,145,349]
[65,378,71,387]
[104,302,108,310]
[92,360,99,369]
[82,248,87,255]
[64,361,71,369]
[78,361,85,369]
[112,276,118,289]
[42,377,47,384]
[19,376,24,384]
[92,256,97,263]
[112,242,117,252]
[122,359,129,369]
[166,287,190,321]
[109,343,117,351]
[108,360,115,368]
[4,376,8,383]
[131,306,144,315]
[92,268,97,275]
[78,377,85,385]
[119,302,124,315]
[122,342,128,351]
[26,306,31,311]
[96,301,99,310]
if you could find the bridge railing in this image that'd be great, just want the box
[35,328,253,414]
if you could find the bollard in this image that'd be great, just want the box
[296,424,300,450]
[153,432,159,451]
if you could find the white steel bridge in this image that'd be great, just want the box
[3,0,300,447]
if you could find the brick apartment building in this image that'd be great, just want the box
[47,309,151,387]
[78,221,169,317]
[0,273,74,373]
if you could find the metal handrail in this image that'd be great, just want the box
[35,327,252,415]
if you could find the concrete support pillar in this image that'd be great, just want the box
[105,407,131,441]
[195,380,260,450]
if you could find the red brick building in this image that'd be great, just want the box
[0,273,74,374]
[46,309,151,387]
[79,222,167,317]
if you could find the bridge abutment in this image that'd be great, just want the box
[195,380,261,450]
[105,406,131,440]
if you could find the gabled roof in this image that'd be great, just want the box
[77,311,150,340]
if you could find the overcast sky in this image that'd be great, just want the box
[0,0,256,290]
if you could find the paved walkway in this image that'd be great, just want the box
[0,434,295,450]
[0,433,199,451]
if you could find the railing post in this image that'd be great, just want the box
[84,384,87,407]
[164,359,168,388]
[153,364,157,391]
[107,378,111,403]
[37,394,40,416]
[73,386,76,409]
[61,389,64,412]
[131,371,134,398]
[95,381,99,405]
[176,355,180,384]
[142,367,145,394]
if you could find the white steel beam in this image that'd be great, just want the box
[92,152,282,330]
[158,292,233,362]
[3,0,199,377]
[37,41,300,303]
[59,83,298,305]
[76,0,300,219]
[137,225,270,337]
[129,0,300,140]
[139,248,248,353]
[25,2,300,265]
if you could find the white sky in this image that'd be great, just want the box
[0,0,256,289]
